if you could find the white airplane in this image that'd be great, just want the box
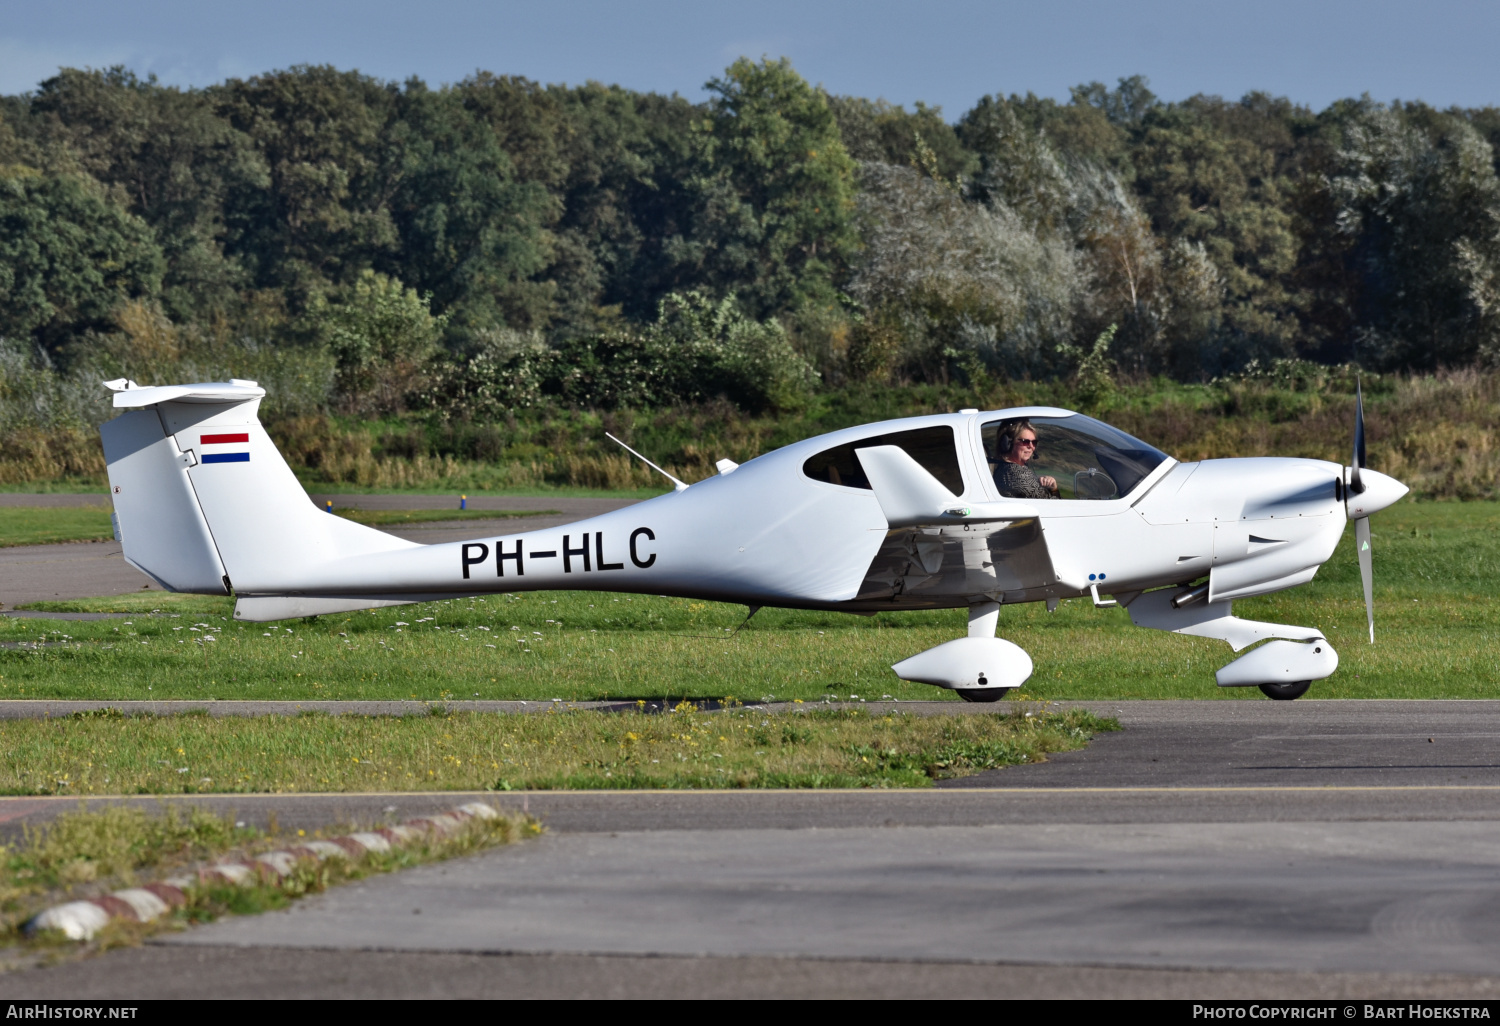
[99,378,1407,701]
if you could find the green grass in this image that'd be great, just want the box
[12,592,224,615]
[330,508,557,527]
[4,802,538,948]
[7,804,252,896]
[0,506,114,547]
[4,500,1497,701]
[0,707,1112,795]
[0,483,108,495]
[0,505,560,548]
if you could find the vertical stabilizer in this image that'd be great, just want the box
[101,380,418,596]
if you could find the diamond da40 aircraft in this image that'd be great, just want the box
[99,378,1407,701]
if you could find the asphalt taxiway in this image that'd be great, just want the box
[3,701,1500,997]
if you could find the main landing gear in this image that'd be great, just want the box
[891,601,1034,702]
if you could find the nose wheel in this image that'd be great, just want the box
[1258,680,1311,701]
[955,688,1011,703]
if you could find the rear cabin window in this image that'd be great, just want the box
[802,426,965,494]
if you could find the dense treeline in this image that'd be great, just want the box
[2,59,1499,480]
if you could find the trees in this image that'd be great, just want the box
[0,172,163,354]
[848,162,1083,379]
[381,81,554,338]
[212,66,399,302]
[827,96,972,181]
[677,58,859,318]
[1315,105,1500,369]
[542,291,816,411]
[7,55,1500,412]
[29,68,264,322]
[1127,96,1305,369]
[320,270,447,414]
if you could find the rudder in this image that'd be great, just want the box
[100,405,228,594]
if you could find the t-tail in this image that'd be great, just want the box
[99,379,423,620]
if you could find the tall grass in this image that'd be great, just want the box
[267,369,1500,498]
[5,338,1499,499]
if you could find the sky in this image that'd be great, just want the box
[2,0,1497,118]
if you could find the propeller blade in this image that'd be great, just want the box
[1356,516,1374,643]
[1350,379,1366,495]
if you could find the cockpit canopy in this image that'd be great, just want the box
[983,414,1168,499]
[798,412,1169,502]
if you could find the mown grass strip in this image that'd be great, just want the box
[0,507,114,547]
[4,502,1495,701]
[0,707,1114,795]
[13,593,239,615]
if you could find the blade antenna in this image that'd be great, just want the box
[606,433,688,492]
[668,607,761,640]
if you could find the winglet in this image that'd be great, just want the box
[856,445,1039,528]
[856,445,959,528]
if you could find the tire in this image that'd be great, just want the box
[1258,680,1312,701]
[955,688,1011,703]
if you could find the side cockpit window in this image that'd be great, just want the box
[981,414,1168,500]
[802,426,964,494]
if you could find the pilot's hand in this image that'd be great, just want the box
[1039,475,1058,493]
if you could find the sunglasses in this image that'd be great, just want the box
[1015,438,1038,448]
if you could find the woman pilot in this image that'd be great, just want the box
[993,418,1059,499]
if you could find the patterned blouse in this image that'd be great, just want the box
[993,461,1056,499]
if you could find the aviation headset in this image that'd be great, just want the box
[996,419,1035,458]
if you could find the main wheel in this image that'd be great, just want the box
[955,688,1011,703]
[1258,680,1311,701]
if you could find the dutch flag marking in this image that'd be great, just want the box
[200,432,250,464]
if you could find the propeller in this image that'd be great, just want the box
[1355,516,1374,643]
[1348,380,1374,642]
[1349,379,1366,496]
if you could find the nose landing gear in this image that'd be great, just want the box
[1258,680,1312,701]
[955,687,1011,703]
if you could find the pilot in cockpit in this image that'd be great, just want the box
[993,418,1060,499]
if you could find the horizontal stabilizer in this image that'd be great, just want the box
[234,596,428,621]
[108,379,266,408]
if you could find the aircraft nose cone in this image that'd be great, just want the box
[1348,468,1409,519]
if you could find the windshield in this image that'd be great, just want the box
[981,414,1169,500]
